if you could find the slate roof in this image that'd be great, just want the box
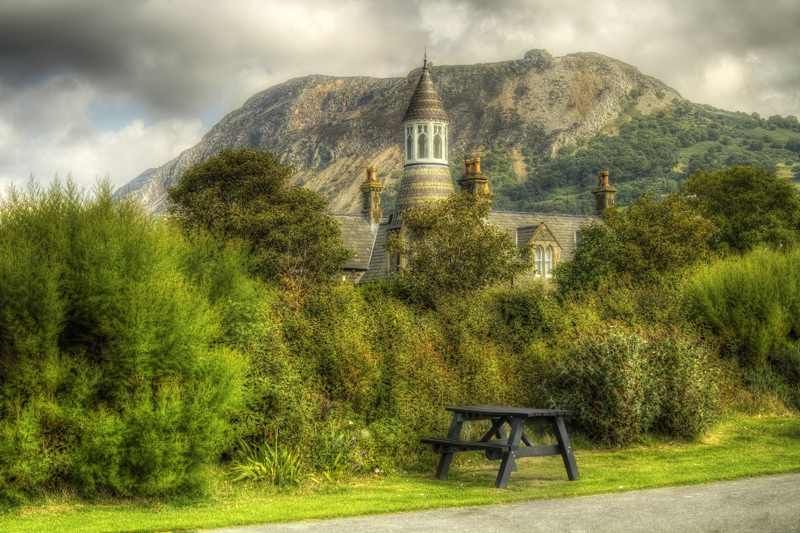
[488,211,601,261]
[332,215,381,270]
[360,223,391,283]
[334,210,601,284]
[402,62,449,123]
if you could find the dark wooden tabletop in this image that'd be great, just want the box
[445,405,571,417]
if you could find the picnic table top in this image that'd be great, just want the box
[445,405,571,417]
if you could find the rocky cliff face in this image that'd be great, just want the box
[115,50,680,214]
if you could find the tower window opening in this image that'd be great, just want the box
[417,124,429,159]
[406,126,414,159]
[434,134,442,159]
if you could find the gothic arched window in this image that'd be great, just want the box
[535,246,543,277]
[417,124,429,158]
[433,125,443,159]
[406,126,414,159]
[544,246,553,277]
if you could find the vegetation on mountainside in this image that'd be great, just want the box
[464,101,800,214]
[167,148,352,288]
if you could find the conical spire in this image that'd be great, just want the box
[402,58,449,123]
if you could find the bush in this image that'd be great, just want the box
[542,328,719,445]
[0,180,247,503]
[682,247,800,363]
[648,331,720,438]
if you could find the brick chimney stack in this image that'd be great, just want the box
[360,166,384,224]
[458,157,492,202]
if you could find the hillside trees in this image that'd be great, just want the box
[385,192,533,306]
[168,148,352,288]
[0,180,249,503]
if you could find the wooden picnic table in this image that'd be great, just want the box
[421,405,579,489]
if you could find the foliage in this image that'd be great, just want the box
[167,148,352,288]
[385,192,533,306]
[0,179,247,504]
[230,434,307,486]
[648,331,720,438]
[542,328,720,446]
[682,246,800,364]
[479,102,800,215]
[554,192,717,293]
[683,166,800,253]
[543,329,659,446]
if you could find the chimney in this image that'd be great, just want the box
[458,156,492,203]
[591,170,617,215]
[360,166,384,224]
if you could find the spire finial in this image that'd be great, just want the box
[423,46,427,69]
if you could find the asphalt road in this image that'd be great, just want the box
[206,473,800,533]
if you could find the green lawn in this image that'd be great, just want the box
[3,415,799,533]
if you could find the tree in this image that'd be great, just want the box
[683,166,800,253]
[554,192,717,292]
[168,148,352,287]
[385,192,533,306]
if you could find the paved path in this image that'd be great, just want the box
[207,473,800,533]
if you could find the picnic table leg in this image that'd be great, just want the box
[435,413,465,480]
[495,416,525,489]
[553,415,580,481]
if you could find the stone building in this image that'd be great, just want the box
[332,58,616,284]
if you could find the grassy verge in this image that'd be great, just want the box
[4,415,799,533]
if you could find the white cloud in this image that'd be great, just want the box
[1,0,799,194]
[0,74,205,192]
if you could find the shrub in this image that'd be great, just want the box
[648,331,720,438]
[542,329,659,446]
[0,180,247,503]
[682,247,800,363]
[542,328,720,445]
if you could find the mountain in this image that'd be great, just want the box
[114,49,682,214]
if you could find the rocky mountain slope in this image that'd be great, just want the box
[114,50,680,214]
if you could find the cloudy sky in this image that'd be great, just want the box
[1,0,798,192]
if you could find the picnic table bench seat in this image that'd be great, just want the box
[422,405,579,489]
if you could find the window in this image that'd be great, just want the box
[535,246,543,276]
[406,126,414,159]
[417,124,429,158]
[433,125,443,159]
[544,246,553,277]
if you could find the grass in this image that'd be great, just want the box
[3,414,799,533]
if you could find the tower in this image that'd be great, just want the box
[592,171,617,215]
[390,56,454,229]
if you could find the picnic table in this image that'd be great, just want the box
[421,405,579,489]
